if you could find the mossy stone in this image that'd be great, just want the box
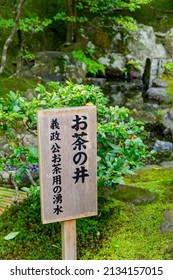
[113,184,158,204]
[160,210,173,233]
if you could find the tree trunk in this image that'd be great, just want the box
[0,0,26,75]
[66,0,77,43]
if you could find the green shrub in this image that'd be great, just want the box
[72,50,105,76]
[164,62,173,74]
[0,81,149,189]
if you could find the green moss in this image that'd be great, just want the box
[162,75,173,94]
[125,167,173,199]
[90,202,172,260]
[0,166,173,260]
[82,166,173,260]
[0,78,37,97]
[0,195,62,260]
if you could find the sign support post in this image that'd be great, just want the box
[61,220,76,260]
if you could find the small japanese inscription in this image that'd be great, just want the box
[71,115,89,184]
[50,118,63,215]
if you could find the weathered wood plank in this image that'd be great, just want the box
[37,106,97,224]
[61,220,76,260]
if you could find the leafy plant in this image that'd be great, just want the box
[0,17,52,33]
[127,60,142,71]
[0,81,149,190]
[53,0,152,32]
[72,50,105,76]
[164,62,173,74]
[18,49,35,61]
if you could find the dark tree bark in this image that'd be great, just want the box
[66,0,77,43]
[0,0,26,75]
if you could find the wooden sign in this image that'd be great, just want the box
[37,106,97,224]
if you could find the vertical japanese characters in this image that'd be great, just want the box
[71,115,89,184]
[50,118,63,215]
[50,114,90,216]
[38,106,97,223]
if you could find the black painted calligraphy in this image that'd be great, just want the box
[50,118,63,215]
[71,115,89,184]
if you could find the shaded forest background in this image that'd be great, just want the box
[0,0,173,76]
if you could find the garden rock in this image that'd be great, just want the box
[160,210,173,233]
[110,91,124,106]
[153,140,173,152]
[125,92,144,110]
[114,185,158,204]
[142,58,171,88]
[152,78,169,88]
[86,77,107,87]
[96,24,168,80]
[128,25,167,58]
[16,133,38,147]
[98,53,126,77]
[162,110,173,133]
[164,28,173,56]
[32,51,87,84]
[160,161,173,167]
[131,110,157,126]
[145,87,167,104]
[124,25,167,68]
[24,89,37,101]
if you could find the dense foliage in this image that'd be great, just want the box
[0,0,154,74]
[0,81,149,189]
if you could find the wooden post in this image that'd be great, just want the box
[61,219,77,260]
[37,106,97,260]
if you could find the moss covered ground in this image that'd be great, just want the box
[86,166,173,260]
[0,77,37,97]
[0,166,173,260]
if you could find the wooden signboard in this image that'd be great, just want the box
[37,106,97,224]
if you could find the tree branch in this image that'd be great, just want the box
[25,169,37,186]
[151,6,173,15]
[10,173,20,205]
[0,0,26,75]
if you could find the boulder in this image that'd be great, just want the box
[114,184,158,204]
[110,91,125,106]
[32,51,87,83]
[152,78,169,88]
[124,92,144,110]
[98,53,126,77]
[97,24,168,79]
[160,210,173,233]
[153,140,173,152]
[162,110,173,134]
[143,58,172,88]
[124,24,167,68]
[164,28,173,56]
[16,133,37,147]
[86,77,107,87]
[145,87,167,104]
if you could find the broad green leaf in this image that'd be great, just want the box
[4,231,20,240]
[21,187,31,194]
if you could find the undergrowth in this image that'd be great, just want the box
[0,167,173,260]
[0,192,123,260]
